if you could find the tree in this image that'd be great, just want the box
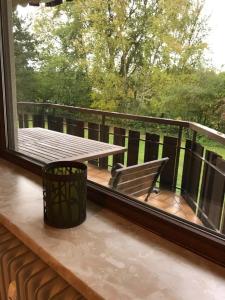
[71,0,208,112]
[16,0,219,129]
[32,6,92,106]
[13,11,39,101]
[148,70,225,130]
[31,0,207,111]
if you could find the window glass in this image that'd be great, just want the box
[11,1,225,236]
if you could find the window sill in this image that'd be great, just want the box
[1,157,225,299]
[1,149,225,269]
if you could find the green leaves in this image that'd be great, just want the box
[14,0,225,131]
[13,11,39,101]
[148,70,225,131]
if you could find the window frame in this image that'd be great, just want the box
[0,0,17,151]
[0,1,225,269]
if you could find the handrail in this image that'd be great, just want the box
[17,102,190,127]
[189,122,225,146]
[17,101,225,146]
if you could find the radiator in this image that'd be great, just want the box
[0,225,85,300]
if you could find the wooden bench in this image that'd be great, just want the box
[109,158,169,201]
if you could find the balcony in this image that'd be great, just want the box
[17,102,225,234]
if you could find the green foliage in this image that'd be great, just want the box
[72,0,208,111]
[147,70,225,130]
[13,1,225,131]
[34,58,92,106]
[14,6,92,106]
[13,11,39,101]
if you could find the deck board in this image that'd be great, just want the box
[18,127,126,164]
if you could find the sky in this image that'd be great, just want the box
[203,0,225,70]
[17,0,225,71]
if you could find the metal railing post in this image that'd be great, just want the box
[173,125,183,191]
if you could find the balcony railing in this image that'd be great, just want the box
[17,102,225,234]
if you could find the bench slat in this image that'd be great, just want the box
[110,157,169,199]
[117,173,157,189]
[118,166,160,182]
[118,180,154,195]
[131,187,153,198]
[114,158,168,176]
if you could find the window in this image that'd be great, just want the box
[1,0,225,267]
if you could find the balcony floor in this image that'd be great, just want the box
[88,165,202,226]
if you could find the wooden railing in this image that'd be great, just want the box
[17,102,225,233]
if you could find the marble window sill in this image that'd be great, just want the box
[0,158,225,300]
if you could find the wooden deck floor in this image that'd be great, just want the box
[88,165,202,226]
